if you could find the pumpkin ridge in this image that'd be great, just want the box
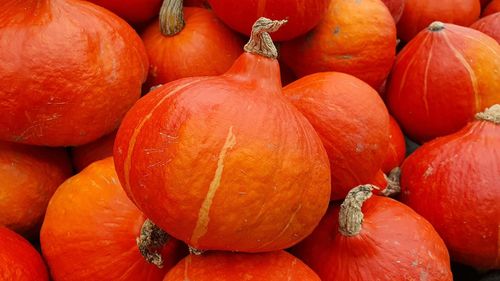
[422,36,434,116]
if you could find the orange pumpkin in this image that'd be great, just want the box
[483,0,500,15]
[280,0,397,90]
[471,13,500,43]
[0,0,148,146]
[71,131,116,172]
[141,0,244,88]
[114,18,331,252]
[0,227,49,281]
[87,0,162,25]
[381,116,406,173]
[41,157,186,280]
[283,72,389,200]
[0,141,72,238]
[387,22,500,143]
[164,251,320,280]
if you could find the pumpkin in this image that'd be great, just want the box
[381,116,406,173]
[41,157,186,280]
[86,0,162,25]
[483,0,500,16]
[71,131,116,172]
[206,0,330,41]
[400,105,500,269]
[471,13,500,43]
[291,185,453,281]
[184,0,208,7]
[280,0,397,90]
[283,72,389,200]
[0,141,72,238]
[163,251,320,280]
[141,0,244,88]
[397,0,480,42]
[0,0,148,147]
[114,18,331,252]
[0,227,49,281]
[381,0,405,23]
[387,22,500,143]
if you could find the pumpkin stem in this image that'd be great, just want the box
[381,167,401,197]
[338,185,376,236]
[137,219,170,268]
[243,17,287,59]
[428,21,445,32]
[159,0,185,36]
[188,246,205,255]
[475,104,500,124]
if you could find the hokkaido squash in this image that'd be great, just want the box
[0,227,49,281]
[41,157,186,280]
[141,0,244,88]
[114,18,331,252]
[71,131,116,172]
[471,13,500,43]
[86,0,162,25]
[292,185,453,281]
[163,251,320,280]
[400,105,500,269]
[381,116,406,173]
[483,0,500,16]
[0,0,148,146]
[387,22,500,143]
[0,141,72,238]
[283,72,389,200]
[381,0,405,23]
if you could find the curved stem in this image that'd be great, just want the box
[137,219,170,268]
[475,104,500,124]
[338,185,375,236]
[243,17,287,59]
[159,0,185,36]
[381,167,401,197]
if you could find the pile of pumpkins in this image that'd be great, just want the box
[0,0,499,280]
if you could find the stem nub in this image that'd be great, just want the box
[338,185,375,236]
[381,167,401,197]
[243,17,287,59]
[137,219,170,268]
[428,21,445,32]
[159,0,185,36]
[475,104,500,124]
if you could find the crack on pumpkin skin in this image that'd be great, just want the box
[190,126,237,247]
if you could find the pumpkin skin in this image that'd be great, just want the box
[164,251,320,280]
[0,0,148,146]
[471,13,500,43]
[283,72,389,200]
[0,227,49,281]
[141,6,244,88]
[71,130,116,172]
[386,22,500,143]
[206,0,330,41]
[381,0,405,23]
[400,106,500,269]
[397,0,480,42]
[483,0,500,16]
[41,157,186,281]
[114,21,331,252]
[291,188,453,281]
[87,0,162,25]
[280,0,397,90]
[381,116,406,173]
[0,141,72,238]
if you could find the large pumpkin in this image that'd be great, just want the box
[141,0,243,88]
[292,185,453,281]
[40,157,186,280]
[471,13,500,43]
[0,0,148,146]
[206,0,329,41]
[280,0,397,91]
[87,0,162,25]
[283,72,389,200]
[387,22,500,143]
[114,18,331,252]
[0,141,72,237]
[0,227,49,281]
[400,105,500,269]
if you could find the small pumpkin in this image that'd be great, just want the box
[0,0,148,146]
[86,0,162,25]
[71,131,116,172]
[291,185,453,281]
[114,18,331,252]
[0,227,49,281]
[141,0,244,88]
[381,116,406,173]
[471,13,500,43]
[41,157,186,280]
[0,141,72,238]
[400,105,500,269]
[483,0,500,16]
[387,21,500,143]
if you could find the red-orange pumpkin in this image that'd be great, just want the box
[400,105,500,269]
[41,157,186,280]
[483,0,500,16]
[184,0,208,7]
[381,0,405,23]
[114,18,331,252]
[164,251,320,280]
[0,0,148,146]
[0,227,49,281]
[280,0,397,91]
[141,0,244,88]
[206,0,330,41]
[471,13,500,43]
[283,72,389,200]
[397,0,480,42]
[381,116,406,173]
[87,0,162,25]
[387,22,500,143]
[0,141,72,238]
[71,131,116,172]
[292,185,453,281]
